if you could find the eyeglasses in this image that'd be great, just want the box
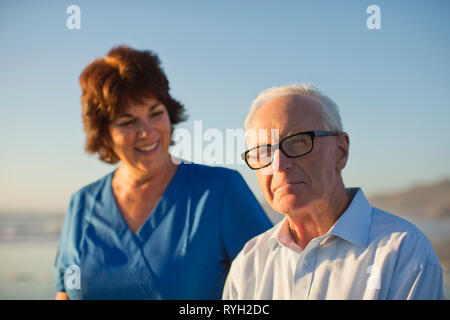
[242,130,339,170]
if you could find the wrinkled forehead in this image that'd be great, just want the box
[245,94,325,147]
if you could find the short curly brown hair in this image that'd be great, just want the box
[79,45,187,164]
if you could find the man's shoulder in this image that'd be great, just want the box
[369,207,439,265]
[370,207,422,234]
[223,221,279,299]
[370,207,426,240]
[235,221,280,261]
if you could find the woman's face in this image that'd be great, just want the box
[108,96,173,175]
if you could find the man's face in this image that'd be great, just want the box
[246,94,349,215]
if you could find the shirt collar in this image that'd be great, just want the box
[268,223,282,251]
[268,188,372,251]
[327,188,372,248]
[268,217,303,253]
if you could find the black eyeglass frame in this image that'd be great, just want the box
[241,130,339,170]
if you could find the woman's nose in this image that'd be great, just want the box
[137,119,154,138]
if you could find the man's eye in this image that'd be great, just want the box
[290,137,309,144]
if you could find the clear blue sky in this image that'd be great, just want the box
[1,0,449,214]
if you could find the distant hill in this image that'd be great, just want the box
[258,179,450,221]
[368,179,450,219]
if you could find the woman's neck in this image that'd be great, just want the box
[113,160,178,192]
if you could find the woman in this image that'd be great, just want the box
[54,45,272,299]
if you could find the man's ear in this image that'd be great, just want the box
[336,132,350,171]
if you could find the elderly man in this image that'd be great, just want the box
[223,84,445,300]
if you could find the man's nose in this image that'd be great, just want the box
[271,148,291,172]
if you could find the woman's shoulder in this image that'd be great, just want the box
[182,162,244,185]
[70,170,115,204]
[183,162,238,177]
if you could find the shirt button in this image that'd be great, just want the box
[303,260,309,267]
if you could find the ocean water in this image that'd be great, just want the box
[0,214,449,300]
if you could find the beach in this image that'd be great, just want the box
[0,214,449,300]
[0,241,57,299]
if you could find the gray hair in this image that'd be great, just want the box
[244,83,343,131]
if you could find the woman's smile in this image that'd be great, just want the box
[134,140,159,154]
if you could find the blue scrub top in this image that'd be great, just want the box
[54,162,272,299]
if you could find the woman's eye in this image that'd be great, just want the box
[150,111,164,117]
[116,119,135,127]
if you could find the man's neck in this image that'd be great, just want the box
[287,185,350,250]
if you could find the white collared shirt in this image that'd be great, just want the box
[222,188,445,300]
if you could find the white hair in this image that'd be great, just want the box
[244,83,343,131]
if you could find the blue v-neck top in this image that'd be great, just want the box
[54,162,272,299]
